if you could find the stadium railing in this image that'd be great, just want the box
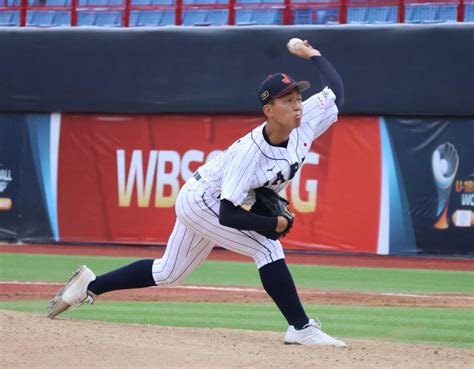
[0,0,471,27]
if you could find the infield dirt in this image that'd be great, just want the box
[1,310,473,369]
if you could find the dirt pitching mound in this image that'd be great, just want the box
[1,310,472,369]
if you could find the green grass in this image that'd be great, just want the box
[1,300,473,349]
[1,252,473,349]
[1,253,473,294]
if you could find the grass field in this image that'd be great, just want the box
[1,253,473,349]
[1,253,473,293]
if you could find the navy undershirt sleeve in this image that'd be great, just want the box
[310,55,345,110]
[219,199,278,237]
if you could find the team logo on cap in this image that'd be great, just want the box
[261,90,270,101]
[281,74,291,84]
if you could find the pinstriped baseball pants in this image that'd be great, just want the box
[151,177,285,285]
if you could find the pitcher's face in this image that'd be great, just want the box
[265,89,303,129]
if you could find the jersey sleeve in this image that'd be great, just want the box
[219,142,258,207]
[302,87,339,141]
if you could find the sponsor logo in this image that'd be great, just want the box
[0,197,12,211]
[432,143,459,229]
[116,149,321,213]
[260,90,270,101]
[0,169,12,193]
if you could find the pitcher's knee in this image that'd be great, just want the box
[151,259,184,286]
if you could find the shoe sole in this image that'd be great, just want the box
[284,340,347,347]
[46,265,87,319]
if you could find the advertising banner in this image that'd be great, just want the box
[0,115,23,240]
[56,114,381,253]
[384,118,474,255]
[1,112,472,255]
[0,114,56,241]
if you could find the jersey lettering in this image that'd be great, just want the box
[289,162,299,180]
[263,161,300,186]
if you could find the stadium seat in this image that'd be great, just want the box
[77,11,96,25]
[347,7,367,23]
[466,4,474,22]
[185,0,228,4]
[405,5,439,23]
[419,5,440,23]
[78,0,105,4]
[437,4,457,22]
[130,10,162,26]
[206,9,229,25]
[52,11,71,25]
[95,11,122,26]
[405,4,457,24]
[27,11,55,26]
[27,10,71,26]
[0,11,20,26]
[237,0,261,4]
[252,9,282,24]
[130,0,175,4]
[182,9,207,25]
[292,9,312,24]
[186,0,215,4]
[292,8,339,25]
[43,0,71,5]
[148,0,175,4]
[130,9,175,26]
[160,9,175,24]
[6,0,21,6]
[291,0,338,2]
[235,9,255,25]
[77,11,122,26]
[129,10,139,25]
[78,0,124,5]
[317,8,338,24]
[366,6,397,24]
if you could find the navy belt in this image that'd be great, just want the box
[194,172,202,181]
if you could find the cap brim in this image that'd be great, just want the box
[273,80,311,98]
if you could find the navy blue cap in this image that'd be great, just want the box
[258,73,310,105]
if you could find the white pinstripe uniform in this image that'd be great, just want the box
[151,87,338,285]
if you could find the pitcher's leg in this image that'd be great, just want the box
[47,219,213,319]
[88,259,155,296]
[152,219,214,286]
[258,259,308,329]
[176,188,309,330]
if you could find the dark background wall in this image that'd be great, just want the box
[1,24,473,115]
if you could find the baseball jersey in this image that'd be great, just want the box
[198,87,338,207]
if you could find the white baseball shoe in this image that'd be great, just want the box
[46,265,96,319]
[284,318,347,347]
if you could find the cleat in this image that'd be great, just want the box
[46,265,96,319]
[284,318,347,347]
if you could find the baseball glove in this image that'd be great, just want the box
[250,187,294,240]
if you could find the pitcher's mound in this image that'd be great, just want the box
[1,310,472,369]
